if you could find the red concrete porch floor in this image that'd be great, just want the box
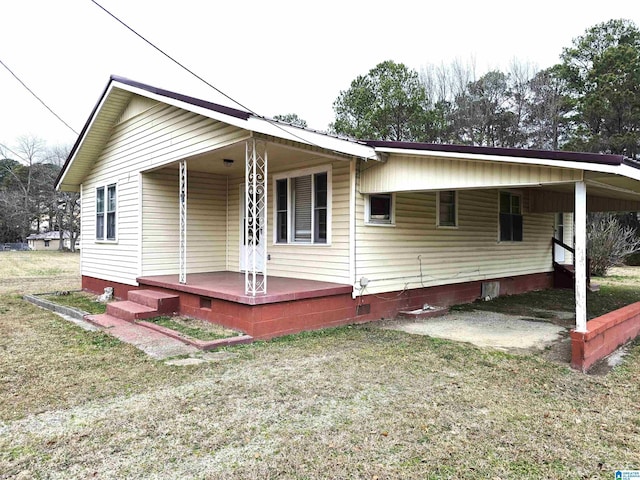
[137,272,353,305]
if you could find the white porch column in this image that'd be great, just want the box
[574,180,587,332]
[245,139,267,295]
[179,160,187,284]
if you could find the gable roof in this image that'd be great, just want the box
[55,76,377,191]
[57,75,640,192]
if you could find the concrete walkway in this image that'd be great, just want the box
[381,310,567,352]
[86,314,199,359]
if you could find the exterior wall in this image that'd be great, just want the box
[82,271,552,338]
[355,186,556,295]
[28,239,61,250]
[227,158,352,284]
[80,95,246,286]
[141,169,227,276]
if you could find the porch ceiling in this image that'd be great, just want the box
[148,136,352,176]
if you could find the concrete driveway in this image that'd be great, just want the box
[381,310,570,352]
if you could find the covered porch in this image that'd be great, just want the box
[134,272,356,339]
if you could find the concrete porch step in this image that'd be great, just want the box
[396,305,449,321]
[106,300,159,321]
[128,289,179,313]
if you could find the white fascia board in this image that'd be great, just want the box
[56,83,124,190]
[112,81,377,161]
[374,147,624,176]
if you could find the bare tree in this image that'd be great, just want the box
[0,136,47,241]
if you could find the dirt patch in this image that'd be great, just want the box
[381,310,567,353]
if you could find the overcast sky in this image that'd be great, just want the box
[1,0,639,152]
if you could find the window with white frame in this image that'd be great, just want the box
[365,193,394,225]
[96,184,117,241]
[274,167,329,244]
[437,190,457,227]
[499,191,522,241]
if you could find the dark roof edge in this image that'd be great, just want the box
[55,75,253,189]
[55,77,114,189]
[364,140,626,166]
[110,75,251,121]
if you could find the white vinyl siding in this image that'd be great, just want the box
[226,159,351,284]
[141,169,227,276]
[355,188,555,295]
[80,95,245,286]
[360,154,583,193]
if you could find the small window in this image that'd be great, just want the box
[366,194,394,225]
[499,191,523,242]
[274,168,330,244]
[44,240,50,247]
[437,190,457,227]
[96,184,117,241]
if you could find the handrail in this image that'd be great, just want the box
[552,237,575,255]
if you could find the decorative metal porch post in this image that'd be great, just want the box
[179,160,187,284]
[245,139,267,295]
[574,181,587,332]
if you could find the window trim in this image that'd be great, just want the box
[272,165,332,245]
[436,190,458,229]
[365,193,396,227]
[498,190,523,242]
[95,183,117,243]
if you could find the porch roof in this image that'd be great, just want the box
[359,142,640,209]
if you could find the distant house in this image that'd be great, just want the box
[55,76,640,349]
[26,231,67,250]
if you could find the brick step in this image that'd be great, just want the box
[396,305,449,321]
[128,289,179,313]
[106,300,159,321]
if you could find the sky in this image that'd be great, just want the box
[1,0,639,152]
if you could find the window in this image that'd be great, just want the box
[44,240,50,247]
[274,168,329,244]
[437,190,457,227]
[96,184,117,241]
[499,191,522,241]
[366,194,394,225]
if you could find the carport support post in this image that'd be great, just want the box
[574,181,587,333]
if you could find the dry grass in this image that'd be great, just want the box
[1,253,639,478]
[0,250,80,294]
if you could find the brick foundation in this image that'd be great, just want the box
[82,272,552,340]
[570,302,640,372]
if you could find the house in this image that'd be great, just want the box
[56,76,640,369]
[26,231,69,250]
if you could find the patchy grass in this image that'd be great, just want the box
[0,250,80,294]
[1,257,639,478]
[453,268,640,321]
[42,291,107,315]
[145,315,239,341]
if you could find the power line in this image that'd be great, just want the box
[88,0,374,159]
[0,59,79,136]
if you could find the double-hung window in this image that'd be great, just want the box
[96,184,117,241]
[437,190,457,227]
[274,168,329,244]
[499,191,522,241]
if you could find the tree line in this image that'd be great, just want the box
[0,136,79,249]
[330,19,640,160]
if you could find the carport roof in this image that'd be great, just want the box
[364,140,627,167]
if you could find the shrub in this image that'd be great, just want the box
[587,213,640,276]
